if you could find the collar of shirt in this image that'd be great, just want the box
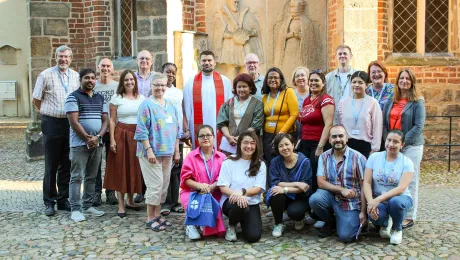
[255,74,262,82]
[193,148,224,160]
[327,145,350,162]
[333,68,355,77]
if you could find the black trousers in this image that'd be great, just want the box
[163,143,184,208]
[41,115,71,207]
[95,134,111,194]
[270,193,310,224]
[222,199,262,243]
[347,138,372,158]
[299,140,331,192]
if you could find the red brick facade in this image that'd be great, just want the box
[182,0,206,32]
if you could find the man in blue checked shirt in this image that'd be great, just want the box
[309,125,367,242]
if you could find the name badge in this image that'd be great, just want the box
[268,122,277,128]
[165,116,173,124]
[351,129,360,135]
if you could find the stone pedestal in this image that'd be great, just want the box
[25,110,44,161]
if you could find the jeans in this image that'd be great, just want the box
[309,189,361,242]
[368,195,413,231]
[401,145,423,220]
[162,144,183,209]
[270,193,310,224]
[41,115,71,206]
[69,146,102,211]
[222,199,262,243]
[95,134,111,194]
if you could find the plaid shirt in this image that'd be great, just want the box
[317,146,367,211]
[32,66,80,118]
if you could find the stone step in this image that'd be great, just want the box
[0,117,30,128]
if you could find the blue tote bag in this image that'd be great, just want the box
[185,192,219,228]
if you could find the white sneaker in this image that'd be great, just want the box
[390,230,403,245]
[314,221,325,229]
[282,213,290,222]
[272,224,285,237]
[225,226,237,242]
[304,216,316,225]
[186,225,201,240]
[294,220,305,231]
[71,211,86,222]
[83,207,104,217]
[379,217,393,239]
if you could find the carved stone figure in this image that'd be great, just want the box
[213,0,264,67]
[274,0,317,75]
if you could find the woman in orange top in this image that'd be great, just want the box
[382,69,425,229]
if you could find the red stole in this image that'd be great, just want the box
[192,71,225,148]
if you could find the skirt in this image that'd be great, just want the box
[104,122,143,194]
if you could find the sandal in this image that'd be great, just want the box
[402,220,414,229]
[158,217,172,227]
[171,205,185,213]
[150,217,166,232]
[160,208,171,216]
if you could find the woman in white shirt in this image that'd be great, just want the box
[104,70,145,217]
[217,131,266,243]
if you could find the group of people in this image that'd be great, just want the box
[32,44,425,246]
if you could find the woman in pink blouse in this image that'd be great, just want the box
[338,71,383,158]
[180,125,226,240]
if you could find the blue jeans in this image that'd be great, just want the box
[69,146,102,211]
[369,195,413,231]
[309,189,361,242]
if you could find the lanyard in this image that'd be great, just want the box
[235,96,250,116]
[151,97,168,111]
[352,95,366,127]
[382,152,401,184]
[329,154,346,182]
[200,149,214,182]
[337,70,351,98]
[370,84,387,103]
[55,67,69,93]
[266,91,280,117]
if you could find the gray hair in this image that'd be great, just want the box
[150,72,168,83]
[55,45,72,58]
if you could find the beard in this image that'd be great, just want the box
[202,67,213,73]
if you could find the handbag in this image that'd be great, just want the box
[185,192,219,228]
[266,157,308,206]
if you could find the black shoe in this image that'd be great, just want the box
[93,193,102,207]
[402,220,414,229]
[57,200,71,212]
[134,194,144,203]
[106,191,118,205]
[318,224,334,238]
[117,212,127,218]
[45,205,56,216]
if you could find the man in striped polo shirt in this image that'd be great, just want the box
[65,68,108,222]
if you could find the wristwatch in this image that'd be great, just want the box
[284,187,289,194]
[241,188,247,196]
[318,143,324,148]
[96,134,101,141]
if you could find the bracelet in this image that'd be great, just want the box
[144,147,152,152]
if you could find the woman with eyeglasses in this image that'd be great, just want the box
[297,69,334,227]
[217,73,264,155]
[218,131,266,243]
[292,67,310,140]
[134,73,180,232]
[363,130,414,245]
[366,61,394,111]
[261,67,299,167]
[104,70,145,218]
[382,69,425,230]
[180,125,226,240]
[337,71,383,158]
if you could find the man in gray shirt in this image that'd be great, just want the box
[93,58,119,206]
[244,53,264,100]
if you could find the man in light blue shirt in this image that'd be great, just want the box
[244,53,264,100]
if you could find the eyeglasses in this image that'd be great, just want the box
[245,61,259,65]
[295,74,308,78]
[138,57,151,61]
[152,84,167,87]
[198,134,214,140]
[267,76,280,80]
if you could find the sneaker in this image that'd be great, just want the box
[379,217,393,239]
[390,230,403,245]
[83,207,105,217]
[314,221,325,229]
[272,224,285,237]
[265,211,274,217]
[106,191,118,205]
[225,226,237,242]
[295,220,305,231]
[93,193,102,207]
[71,211,86,222]
[318,224,334,238]
[282,213,290,222]
[305,216,316,225]
[45,205,56,216]
[134,194,144,203]
[186,225,201,240]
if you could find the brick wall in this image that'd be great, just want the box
[182,0,206,33]
[327,0,339,69]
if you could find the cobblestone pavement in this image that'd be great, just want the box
[1,126,460,259]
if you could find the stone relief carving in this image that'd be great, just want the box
[212,0,264,67]
[0,45,19,65]
[274,0,318,75]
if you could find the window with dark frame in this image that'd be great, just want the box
[117,0,137,57]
